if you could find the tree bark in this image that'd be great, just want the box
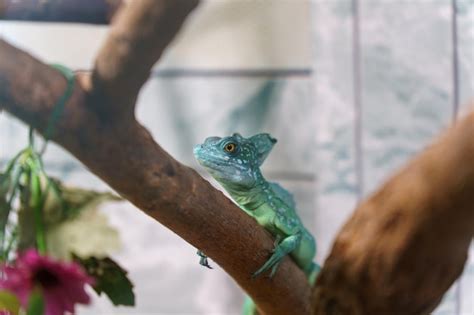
[0,0,121,24]
[91,0,199,116]
[312,111,474,315]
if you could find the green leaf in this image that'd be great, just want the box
[43,179,121,225]
[42,179,122,261]
[0,290,20,315]
[61,186,121,220]
[0,183,11,238]
[46,207,121,261]
[0,190,10,227]
[0,173,12,235]
[26,290,44,315]
[17,168,36,251]
[30,171,46,254]
[74,255,135,306]
[0,173,10,195]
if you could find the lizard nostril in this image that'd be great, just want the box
[193,145,203,156]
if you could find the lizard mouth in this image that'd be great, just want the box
[197,157,228,172]
[193,145,228,171]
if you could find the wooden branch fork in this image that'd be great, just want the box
[0,1,472,314]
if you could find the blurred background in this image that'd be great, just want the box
[0,0,473,314]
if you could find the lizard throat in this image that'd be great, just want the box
[222,173,270,211]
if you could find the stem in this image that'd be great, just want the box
[3,149,26,176]
[29,168,46,254]
[3,225,18,262]
[28,127,35,149]
[6,165,22,206]
[0,167,22,258]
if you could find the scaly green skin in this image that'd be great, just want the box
[194,133,319,313]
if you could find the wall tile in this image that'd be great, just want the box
[357,2,471,314]
[455,3,474,314]
[137,77,315,176]
[360,1,453,194]
[0,113,28,162]
[312,0,358,261]
[162,0,311,70]
[311,1,472,313]
[460,247,474,314]
[0,0,311,70]
[0,112,83,169]
[457,0,474,113]
[1,75,315,177]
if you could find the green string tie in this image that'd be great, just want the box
[40,63,75,153]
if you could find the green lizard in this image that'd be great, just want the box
[194,133,319,314]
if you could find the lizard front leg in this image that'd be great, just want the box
[252,232,301,278]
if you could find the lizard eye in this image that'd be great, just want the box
[224,143,237,153]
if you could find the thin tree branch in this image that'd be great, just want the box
[312,110,474,315]
[91,0,199,116]
[0,0,121,24]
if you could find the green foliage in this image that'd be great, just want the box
[43,179,121,225]
[41,179,122,260]
[46,206,121,261]
[0,290,20,315]
[0,147,47,258]
[43,178,122,261]
[1,143,83,255]
[74,255,135,306]
[1,147,122,260]
[7,148,50,253]
[26,290,44,315]
[30,168,46,254]
[0,173,11,242]
[1,128,129,311]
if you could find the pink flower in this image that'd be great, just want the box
[0,250,94,315]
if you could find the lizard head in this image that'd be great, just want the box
[194,133,277,188]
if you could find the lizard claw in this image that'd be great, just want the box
[252,234,301,278]
[272,235,282,251]
[197,250,213,269]
[269,261,282,278]
[252,254,281,278]
[200,258,213,269]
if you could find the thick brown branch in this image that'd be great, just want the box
[0,0,121,24]
[91,0,199,116]
[312,111,474,314]
[0,38,311,315]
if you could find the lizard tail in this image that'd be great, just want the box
[241,263,321,315]
[242,295,257,315]
[307,262,321,286]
